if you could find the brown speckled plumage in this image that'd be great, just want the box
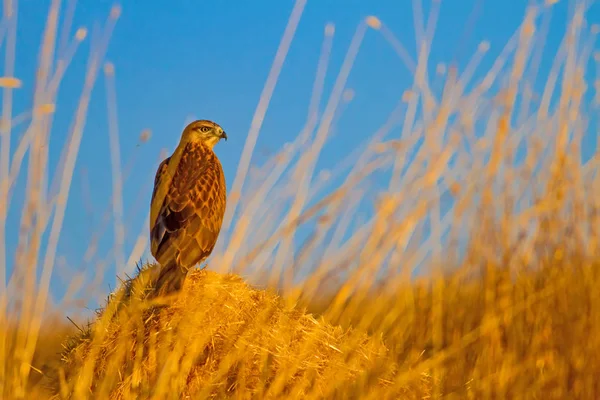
[149,120,227,295]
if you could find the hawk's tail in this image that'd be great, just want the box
[151,258,188,298]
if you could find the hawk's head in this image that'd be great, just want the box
[182,119,227,149]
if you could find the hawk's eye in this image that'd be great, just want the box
[199,126,211,133]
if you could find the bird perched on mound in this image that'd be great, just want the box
[149,119,228,296]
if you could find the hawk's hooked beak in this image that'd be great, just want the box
[220,130,228,141]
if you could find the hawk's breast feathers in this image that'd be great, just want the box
[150,141,226,268]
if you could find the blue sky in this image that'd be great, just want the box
[5,0,599,309]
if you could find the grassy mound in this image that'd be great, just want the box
[56,265,426,399]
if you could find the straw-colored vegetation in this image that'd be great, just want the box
[57,266,399,399]
[2,0,600,399]
[48,255,600,399]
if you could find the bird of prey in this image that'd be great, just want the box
[149,119,228,296]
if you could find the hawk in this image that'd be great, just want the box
[149,119,228,296]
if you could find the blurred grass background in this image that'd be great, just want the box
[2,0,600,398]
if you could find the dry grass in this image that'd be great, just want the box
[2,0,600,399]
[55,266,402,399]
[50,255,600,399]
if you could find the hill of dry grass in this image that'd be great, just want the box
[53,264,432,399]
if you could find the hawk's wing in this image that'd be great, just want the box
[150,156,171,257]
[150,142,226,269]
